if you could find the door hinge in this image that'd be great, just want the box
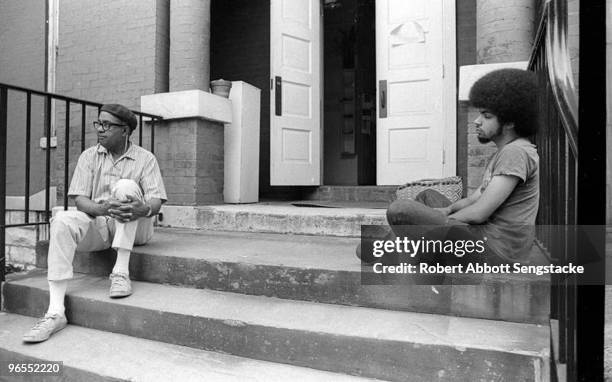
[442,149,446,164]
[442,64,445,78]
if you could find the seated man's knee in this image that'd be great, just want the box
[387,199,418,225]
[415,189,440,202]
[51,210,83,227]
[112,179,141,200]
[414,189,451,208]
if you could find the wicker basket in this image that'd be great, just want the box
[396,176,463,203]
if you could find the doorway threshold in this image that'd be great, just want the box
[291,200,388,209]
[305,185,398,203]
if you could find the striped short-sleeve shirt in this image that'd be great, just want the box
[68,143,167,203]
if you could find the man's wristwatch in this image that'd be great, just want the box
[145,204,153,218]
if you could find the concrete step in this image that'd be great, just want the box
[160,203,387,236]
[0,312,378,382]
[36,228,550,324]
[304,186,398,203]
[3,273,550,381]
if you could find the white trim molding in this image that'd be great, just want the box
[141,90,233,124]
[443,0,457,177]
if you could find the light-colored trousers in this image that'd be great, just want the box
[47,179,154,281]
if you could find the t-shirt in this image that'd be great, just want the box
[476,138,540,262]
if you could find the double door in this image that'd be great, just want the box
[270,0,455,186]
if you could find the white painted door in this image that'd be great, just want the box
[270,0,321,185]
[376,0,456,185]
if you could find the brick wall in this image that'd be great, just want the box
[56,0,169,105]
[0,0,48,195]
[154,119,224,205]
[54,0,170,202]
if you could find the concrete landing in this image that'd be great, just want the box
[36,228,551,324]
[4,273,549,381]
[160,203,388,236]
[0,312,379,382]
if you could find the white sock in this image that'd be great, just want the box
[47,280,68,316]
[112,248,131,275]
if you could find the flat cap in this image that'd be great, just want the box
[100,104,137,131]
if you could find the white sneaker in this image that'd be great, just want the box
[109,272,132,298]
[22,313,67,343]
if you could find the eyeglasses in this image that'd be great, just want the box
[93,121,127,131]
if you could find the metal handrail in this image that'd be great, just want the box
[0,83,161,120]
[528,0,579,156]
[0,83,162,306]
[527,1,580,380]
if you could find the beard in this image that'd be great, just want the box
[477,124,502,144]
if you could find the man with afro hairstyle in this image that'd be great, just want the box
[383,68,539,265]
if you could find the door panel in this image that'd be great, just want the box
[270,0,321,185]
[376,0,447,185]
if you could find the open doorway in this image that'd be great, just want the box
[323,0,376,185]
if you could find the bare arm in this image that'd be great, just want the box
[448,175,520,224]
[449,188,482,213]
[74,195,112,217]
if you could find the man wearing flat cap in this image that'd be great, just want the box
[23,103,167,343]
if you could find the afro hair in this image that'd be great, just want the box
[469,68,538,137]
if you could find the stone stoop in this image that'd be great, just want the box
[36,228,550,324]
[159,203,388,237]
[3,272,549,381]
[1,205,551,381]
[0,312,379,382]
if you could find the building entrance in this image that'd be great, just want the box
[322,0,376,185]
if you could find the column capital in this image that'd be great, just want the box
[141,90,232,124]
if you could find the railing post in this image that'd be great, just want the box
[25,93,31,223]
[138,115,143,147]
[150,119,155,154]
[0,86,8,300]
[81,102,86,152]
[45,96,52,221]
[64,101,70,209]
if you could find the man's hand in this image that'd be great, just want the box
[108,195,148,223]
[98,199,116,217]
